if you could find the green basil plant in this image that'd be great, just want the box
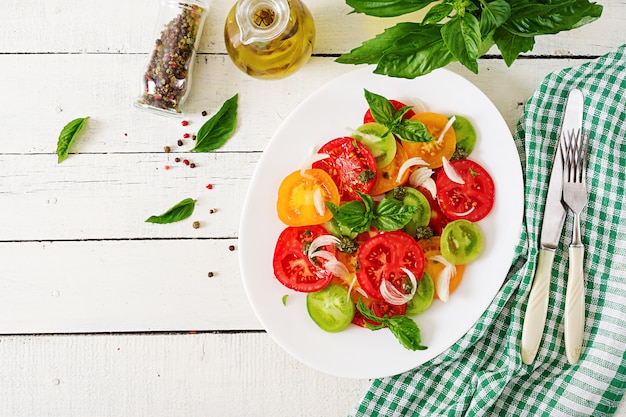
[337,0,603,78]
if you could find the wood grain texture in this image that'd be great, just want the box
[0,333,370,417]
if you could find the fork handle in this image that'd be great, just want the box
[521,248,555,365]
[565,244,585,364]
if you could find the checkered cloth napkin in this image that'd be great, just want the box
[349,45,626,417]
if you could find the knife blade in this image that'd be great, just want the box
[520,88,584,365]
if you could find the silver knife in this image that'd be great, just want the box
[520,88,584,365]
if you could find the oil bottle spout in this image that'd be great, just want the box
[236,0,290,45]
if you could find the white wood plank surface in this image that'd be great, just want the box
[1,0,625,416]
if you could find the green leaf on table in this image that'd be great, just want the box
[373,23,455,78]
[145,198,196,224]
[191,94,238,153]
[441,14,481,74]
[346,0,434,17]
[56,117,89,163]
[479,0,511,36]
[493,28,535,66]
[422,3,454,25]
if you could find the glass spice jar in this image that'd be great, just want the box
[224,0,315,79]
[135,0,210,115]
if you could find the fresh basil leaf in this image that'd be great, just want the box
[479,0,511,35]
[356,298,383,324]
[493,28,535,66]
[374,24,455,78]
[364,89,398,126]
[336,22,417,65]
[192,94,238,153]
[56,117,89,163]
[393,118,435,143]
[387,315,427,351]
[422,3,454,25]
[503,0,602,37]
[145,198,196,224]
[372,197,418,231]
[346,0,434,17]
[326,200,372,234]
[441,14,481,74]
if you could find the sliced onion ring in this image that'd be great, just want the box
[396,157,429,183]
[442,157,465,185]
[430,254,457,303]
[379,267,418,305]
[437,115,456,144]
[313,188,325,217]
[307,235,339,258]
[324,259,351,281]
[300,152,330,179]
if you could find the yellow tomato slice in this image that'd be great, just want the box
[276,169,340,226]
[369,140,410,196]
[418,237,466,300]
[401,112,456,169]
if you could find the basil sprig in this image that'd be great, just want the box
[56,117,89,163]
[325,191,417,233]
[145,198,196,224]
[357,298,427,351]
[338,0,602,78]
[192,94,238,152]
[364,90,434,143]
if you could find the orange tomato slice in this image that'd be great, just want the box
[276,169,340,226]
[418,237,465,299]
[401,112,456,169]
[369,140,410,196]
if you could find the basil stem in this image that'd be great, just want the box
[192,94,238,152]
[56,117,89,163]
[145,198,196,224]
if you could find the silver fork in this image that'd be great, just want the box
[560,129,589,365]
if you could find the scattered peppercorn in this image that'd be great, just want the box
[206,184,213,190]
[192,134,196,141]
[183,159,190,165]
[228,245,235,251]
[175,157,181,163]
[201,110,207,116]
[183,133,190,138]
[164,165,171,170]
[181,120,189,126]
[177,139,183,146]
[209,208,216,214]
[208,272,214,278]
[164,146,171,153]
[192,221,200,229]
[190,163,196,168]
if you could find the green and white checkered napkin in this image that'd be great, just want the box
[350,45,626,417]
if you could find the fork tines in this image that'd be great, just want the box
[561,129,589,184]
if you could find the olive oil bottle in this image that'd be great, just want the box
[224,0,315,79]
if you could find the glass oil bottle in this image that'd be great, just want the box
[224,0,315,79]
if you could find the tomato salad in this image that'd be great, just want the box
[272,89,495,350]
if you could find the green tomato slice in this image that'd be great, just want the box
[351,122,397,168]
[452,115,477,157]
[440,219,484,265]
[306,284,355,333]
[402,187,431,237]
[406,272,434,316]
[323,218,358,239]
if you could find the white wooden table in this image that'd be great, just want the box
[1,1,624,415]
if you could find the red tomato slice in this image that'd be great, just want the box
[356,231,425,301]
[417,185,452,235]
[273,225,336,292]
[363,100,416,124]
[312,137,377,201]
[351,298,407,328]
[436,159,495,222]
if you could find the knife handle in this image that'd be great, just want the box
[521,248,555,365]
[564,245,585,364]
